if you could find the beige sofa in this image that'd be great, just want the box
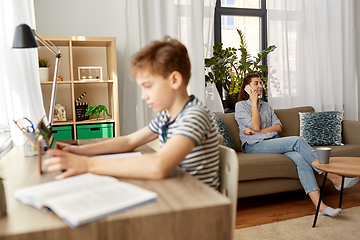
[214,106,360,198]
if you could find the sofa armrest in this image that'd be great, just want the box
[342,120,360,144]
[218,135,225,146]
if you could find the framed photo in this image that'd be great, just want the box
[78,66,102,80]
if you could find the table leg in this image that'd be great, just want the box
[339,176,345,209]
[313,172,328,228]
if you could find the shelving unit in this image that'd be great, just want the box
[38,36,119,140]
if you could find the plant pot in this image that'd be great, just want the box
[0,181,6,218]
[224,91,239,110]
[39,67,49,82]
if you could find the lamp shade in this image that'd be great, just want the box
[12,24,39,48]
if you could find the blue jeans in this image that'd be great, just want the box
[244,136,322,194]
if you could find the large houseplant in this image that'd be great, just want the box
[205,29,276,107]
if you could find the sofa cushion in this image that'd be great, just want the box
[275,106,314,137]
[327,144,360,157]
[299,111,343,146]
[214,112,241,151]
[236,152,299,181]
[212,114,235,149]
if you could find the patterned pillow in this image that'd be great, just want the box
[299,111,343,146]
[212,114,235,149]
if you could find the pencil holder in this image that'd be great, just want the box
[23,132,46,156]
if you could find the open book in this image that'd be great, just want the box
[15,173,158,228]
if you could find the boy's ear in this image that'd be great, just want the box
[169,71,183,90]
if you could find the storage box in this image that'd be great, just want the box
[76,123,114,140]
[52,125,74,148]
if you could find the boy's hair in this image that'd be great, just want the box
[129,36,191,85]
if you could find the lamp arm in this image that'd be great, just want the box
[33,31,61,127]
[33,31,60,57]
[48,56,60,127]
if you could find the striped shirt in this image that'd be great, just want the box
[148,95,220,190]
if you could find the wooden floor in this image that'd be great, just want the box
[235,182,360,229]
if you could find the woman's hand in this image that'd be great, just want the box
[44,149,90,180]
[243,127,257,135]
[248,87,259,103]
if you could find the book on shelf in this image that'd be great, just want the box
[14,172,158,228]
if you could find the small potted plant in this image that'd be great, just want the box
[39,57,50,82]
[0,177,6,218]
[205,29,276,109]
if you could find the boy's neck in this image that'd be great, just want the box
[167,92,191,122]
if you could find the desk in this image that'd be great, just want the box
[0,143,231,240]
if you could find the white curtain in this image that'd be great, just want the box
[122,0,218,135]
[0,0,46,144]
[267,0,358,121]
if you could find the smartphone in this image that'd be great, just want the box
[244,85,254,95]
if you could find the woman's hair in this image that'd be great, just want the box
[129,36,191,85]
[238,73,261,101]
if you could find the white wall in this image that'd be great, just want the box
[34,0,128,134]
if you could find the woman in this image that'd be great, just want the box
[235,73,359,216]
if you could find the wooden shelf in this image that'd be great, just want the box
[38,36,119,139]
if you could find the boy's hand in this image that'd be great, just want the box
[44,149,90,180]
[55,142,87,155]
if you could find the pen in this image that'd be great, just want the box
[13,119,25,133]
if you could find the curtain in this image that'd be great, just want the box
[0,0,46,145]
[267,0,358,121]
[122,0,218,135]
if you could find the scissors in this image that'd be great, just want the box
[14,117,35,133]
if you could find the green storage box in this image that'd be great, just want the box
[52,125,73,148]
[76,123,114,140]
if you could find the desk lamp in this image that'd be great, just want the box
[12,24,61,128]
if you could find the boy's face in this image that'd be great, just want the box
[136,71,174,112]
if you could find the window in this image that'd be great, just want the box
[214,0,267,101]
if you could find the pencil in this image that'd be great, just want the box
[13,119,25,133]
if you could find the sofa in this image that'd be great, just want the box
[214,106,360,199]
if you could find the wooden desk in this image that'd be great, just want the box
[0,144,231,240]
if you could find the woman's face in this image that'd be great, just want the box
[249,77,263,97]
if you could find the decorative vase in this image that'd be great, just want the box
[0,181,6,218]
[39,67,49,82]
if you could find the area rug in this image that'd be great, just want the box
[234,207,360,240]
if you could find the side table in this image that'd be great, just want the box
[312,157,360,227]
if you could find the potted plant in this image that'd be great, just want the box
[205,29,276,109]
[0,177,6,217]
[39,57,50,82]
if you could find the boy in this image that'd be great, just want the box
[44,37,220,189]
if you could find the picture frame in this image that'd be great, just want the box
[78,66,102,80]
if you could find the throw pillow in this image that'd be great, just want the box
[299,111,343,146]
[212,114,235,149]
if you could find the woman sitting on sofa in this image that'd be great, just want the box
[234,73,359,217]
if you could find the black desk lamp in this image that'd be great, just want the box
[12,24,61,128]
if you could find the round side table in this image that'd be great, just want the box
[312,157,360,227]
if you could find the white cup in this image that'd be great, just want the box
[311,147,331,164]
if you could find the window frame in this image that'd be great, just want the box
[213,0,268,100]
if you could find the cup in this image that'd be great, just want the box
[311,147,331,164]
